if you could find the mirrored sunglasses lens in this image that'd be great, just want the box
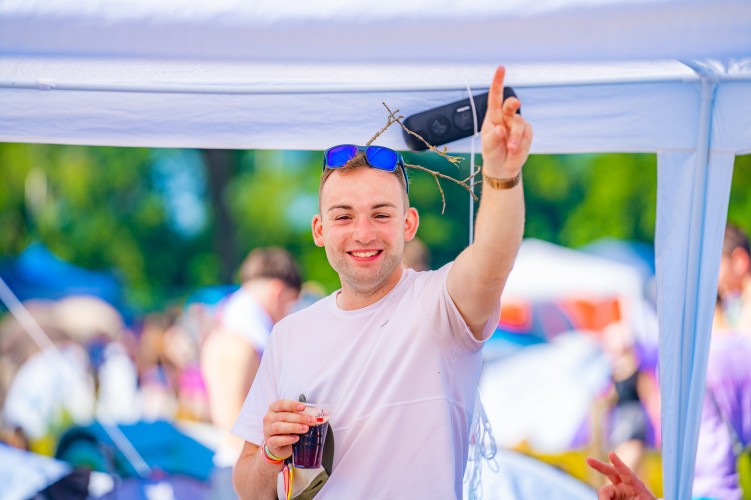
[366,146,398,171]
[326,145,358,167]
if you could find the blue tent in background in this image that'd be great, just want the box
[1,420,214,500]
[56,420,214,483]
[0,243,124,312]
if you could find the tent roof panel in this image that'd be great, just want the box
[0,58,697,90]
[1,0,750,63]
[0,58,707,152]
[0,79,702,153]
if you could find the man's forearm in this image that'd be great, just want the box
[233,445,283,500]
[446,178,524,337]
[471,177,525,281]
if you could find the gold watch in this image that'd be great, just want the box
[483,171,522,190]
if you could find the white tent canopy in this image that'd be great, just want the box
[2,1,751,497]
[504,239,644,302]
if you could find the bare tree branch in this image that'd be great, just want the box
[367,111,401,146]
[405,161,479,203]
[381,103,465,169]
[433,176,447,214]
[367,102,481,210]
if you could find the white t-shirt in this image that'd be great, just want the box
[217,288,274,354]
[232,263,500,499]
[210,289,274,467]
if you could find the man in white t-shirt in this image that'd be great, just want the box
[232,66,532,499]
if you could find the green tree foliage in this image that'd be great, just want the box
[726,154,751,235]
[523,153,658,247]
[1,141,746,313]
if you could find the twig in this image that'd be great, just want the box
[366,102,482,211]
[405,161,479,208]
[463,165,483,184]
[381,103,464,169]
[367,111,400,146]
[433,176,447,215]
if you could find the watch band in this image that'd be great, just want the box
[483,171,522,190]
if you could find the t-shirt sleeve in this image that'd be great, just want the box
[431,262,501,352]
[231,329,280,446]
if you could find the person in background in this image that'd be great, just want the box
[590,328,751,500]
[201,247,301,498]
[402,236,431,271]
[597,322,656,482]
[137,310,182,420]
[717,223,751,333]
[694,329,751,499]
[692,231,751,500]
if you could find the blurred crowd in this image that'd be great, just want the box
[0,295,208,453]
[2,228,751,499]
[0,248,318,458]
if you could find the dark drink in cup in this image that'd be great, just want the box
[293,403,330,469]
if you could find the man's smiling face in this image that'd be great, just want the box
[312,167,418,300]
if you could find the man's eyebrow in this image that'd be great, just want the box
[327,204,353,212]
[327,202,398,212]
[372,203,398,210]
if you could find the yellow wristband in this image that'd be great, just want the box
[483,171,522,190]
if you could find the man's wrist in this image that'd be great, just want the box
[483,170,522,190]
[259,441,285,467]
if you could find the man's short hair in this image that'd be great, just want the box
[318,152,409,209]
[723,223,750,257]
[240,247,302,292]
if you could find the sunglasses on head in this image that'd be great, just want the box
[322,144,409,194]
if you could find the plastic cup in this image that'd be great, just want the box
[292,403,330,469]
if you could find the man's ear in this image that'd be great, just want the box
[404,207,419,241]
[312,214,325,247]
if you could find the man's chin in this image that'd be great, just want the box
[341,271,392,295]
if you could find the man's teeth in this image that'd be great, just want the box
[352,250,379,258]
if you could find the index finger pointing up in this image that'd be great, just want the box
[486,66,507,113]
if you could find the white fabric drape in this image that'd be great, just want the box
[656,148,735,498]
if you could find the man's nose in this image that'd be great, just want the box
[353,217,376,244]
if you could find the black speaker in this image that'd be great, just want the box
[402,87,520,151]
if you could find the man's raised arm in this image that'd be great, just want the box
[447,66,532,340]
